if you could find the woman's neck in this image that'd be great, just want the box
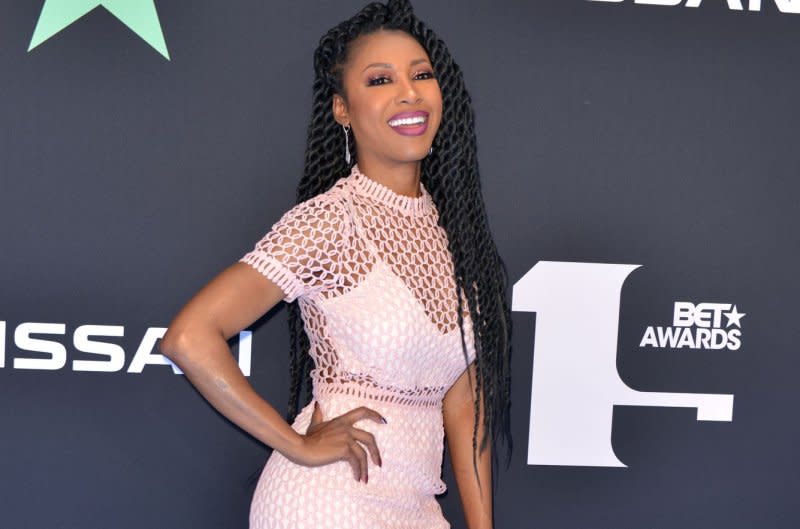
[355,156,422,198]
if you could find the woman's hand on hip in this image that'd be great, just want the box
[292,403,385,483]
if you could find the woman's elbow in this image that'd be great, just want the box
[159,325,190,362]
[159,322,223,363]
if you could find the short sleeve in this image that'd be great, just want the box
[240,192,351,303]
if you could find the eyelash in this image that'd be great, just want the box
[367,71,436,86]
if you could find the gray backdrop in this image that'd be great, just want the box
[1,1,797,528]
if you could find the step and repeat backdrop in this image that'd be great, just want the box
[1,1,797,528]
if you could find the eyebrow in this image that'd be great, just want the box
[362,58,430,72]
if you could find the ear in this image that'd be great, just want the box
[332,93,350,126]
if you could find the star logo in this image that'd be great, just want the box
[28,0,169,60]
[724,305,745,328]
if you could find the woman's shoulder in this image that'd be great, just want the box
[271,176,355,244]
[297,176,351,208]
[241,177,356,302]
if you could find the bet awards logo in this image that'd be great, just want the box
[587,0,800,14]
[640,302,744,351]
[513,262,735,468]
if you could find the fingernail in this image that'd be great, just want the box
[381,416,387,424]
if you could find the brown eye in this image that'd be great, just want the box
[367,75,391,86]
[414,71,435,80]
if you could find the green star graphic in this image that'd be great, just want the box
[29,0,170,60]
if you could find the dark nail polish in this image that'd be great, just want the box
[381,416,387,424]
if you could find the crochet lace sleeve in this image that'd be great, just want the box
[240,193,350,303]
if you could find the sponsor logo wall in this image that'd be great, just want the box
[1,1,796,528]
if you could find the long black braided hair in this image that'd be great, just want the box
[286,0,512,468]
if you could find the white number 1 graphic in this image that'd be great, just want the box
[512,261,734,467]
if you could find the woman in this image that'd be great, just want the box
[160,1,511,527]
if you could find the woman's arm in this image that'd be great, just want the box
[443,363,493,529]
[160,262,305,457]
[159,262,383,480]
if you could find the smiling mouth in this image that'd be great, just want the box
[388,115,427,127]
[387,111,429,136]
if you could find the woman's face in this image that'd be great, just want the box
[333,30,442,168]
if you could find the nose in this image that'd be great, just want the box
[395,76,422,104]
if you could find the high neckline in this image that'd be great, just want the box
[349,164,434,217]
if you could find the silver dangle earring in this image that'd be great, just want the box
[428,146,434,156]
[343,124,351,164]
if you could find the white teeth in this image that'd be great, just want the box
[388,115,427,127]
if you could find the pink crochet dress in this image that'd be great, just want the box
[241,164,475,529]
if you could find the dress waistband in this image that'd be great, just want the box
[313,382,445,409]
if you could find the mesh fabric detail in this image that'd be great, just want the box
[242,165,475,528]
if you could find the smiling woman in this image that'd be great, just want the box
[331,30,442,177]
[159,1,511,528]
